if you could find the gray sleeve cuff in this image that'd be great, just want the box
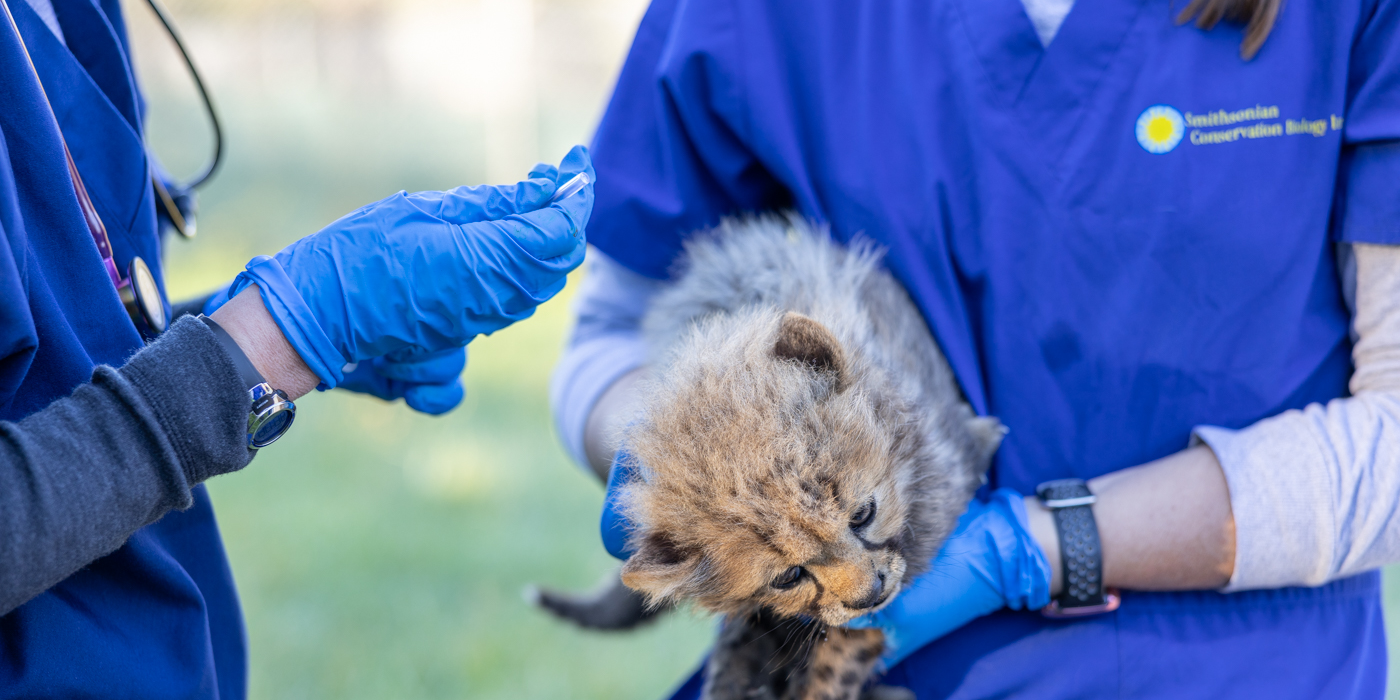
[1192,418,1336,592]
[1195,392,1400,592]
[550,334,647,467]
[117,314,257,485]
[0,315,256,614]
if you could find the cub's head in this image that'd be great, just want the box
[618,310,994,626]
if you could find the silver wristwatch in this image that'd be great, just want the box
[200,315,297,449]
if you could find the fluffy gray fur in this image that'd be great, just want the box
[639,213,1000,575]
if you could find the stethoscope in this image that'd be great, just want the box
[0,0,223,339]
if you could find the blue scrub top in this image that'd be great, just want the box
[0,0,245,698]
[588,0,1400,697]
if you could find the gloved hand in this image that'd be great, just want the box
[228,145,594,388]
[601,449,642,560]
[204,284,467,414]
[338,346,467,415]
[847,488,1052,667]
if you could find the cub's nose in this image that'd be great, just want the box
[847,570,888,611]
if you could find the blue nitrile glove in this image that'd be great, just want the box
[228,145,594,389]
[205,282,467,414]
[338,346,467,415]
[601,450,642,560]
[847,488,1052,667]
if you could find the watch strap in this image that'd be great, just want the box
[1037,479,1119,617]
[199,315,265,391]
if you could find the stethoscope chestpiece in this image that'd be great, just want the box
[118,257,168,339]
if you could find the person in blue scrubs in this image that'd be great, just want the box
[550,0,1400,697]
[0,0,593,697]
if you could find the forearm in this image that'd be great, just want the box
[1025,244,1400,595]
[210,286,319,399]
[0,317,256,614]
[550,249,662,480]
[1024,445,1236,595]
[582,368,646,480]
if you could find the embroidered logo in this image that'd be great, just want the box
[1135,105,1186,154]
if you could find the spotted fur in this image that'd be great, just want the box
[612,216,1001,699]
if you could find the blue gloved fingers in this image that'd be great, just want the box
[495,162,594,262]
[201,282,234,315]
[420,177,558,224]
[553,145,596,227]
[403,378,465,415]
[601,450,643,560]
[418,146,588,225]
[995,489,1053,611]
[373,346,467,384]
[555,144,594,181]
[480,146,593,260]
[844,489,1052,668]
[527,162,560,182]
[489,208,591,266]
[337,360,400,401]
[337,348,465,415]
[552,144,595,235]
[254,146,595,369]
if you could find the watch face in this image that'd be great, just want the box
[251,409,294,449]
[248,386,296,449]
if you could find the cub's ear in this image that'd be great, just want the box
[773,312,847,392]
[620,531,703,605]
[966,415,1007,477]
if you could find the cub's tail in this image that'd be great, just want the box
[525,568,670,631]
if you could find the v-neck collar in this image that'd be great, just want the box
[953,0,1150,165]
[11,0,150,237]
[48,0,142,134]
[952,0,1045,108]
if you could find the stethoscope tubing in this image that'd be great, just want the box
[141,0,223,194]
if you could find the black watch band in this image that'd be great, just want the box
[199,315,297,449]
[1036,478,1120,618]
[199,315,266,390]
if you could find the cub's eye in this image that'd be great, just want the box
[850,499,877,529]
[771,566,805,590]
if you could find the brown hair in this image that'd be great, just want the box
[1177,0,1285,60]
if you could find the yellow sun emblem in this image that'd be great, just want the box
[1136,105,1185,154]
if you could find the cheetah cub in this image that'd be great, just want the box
[566,216,1001,700]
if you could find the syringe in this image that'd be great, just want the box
[548,172,592,206]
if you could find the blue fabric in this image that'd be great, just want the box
[590,0,1398,696]
[0,1,244,697]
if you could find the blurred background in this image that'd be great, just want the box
[122,0,1400,698]
[128,0,713,698]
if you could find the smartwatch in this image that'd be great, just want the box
[1035,478,1121,618]
[199,315,297,449]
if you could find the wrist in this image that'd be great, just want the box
[1024,495,1062,595]
[231,255,346,387]
[210,286,319,399]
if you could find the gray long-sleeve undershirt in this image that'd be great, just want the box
[0,314,255,615]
